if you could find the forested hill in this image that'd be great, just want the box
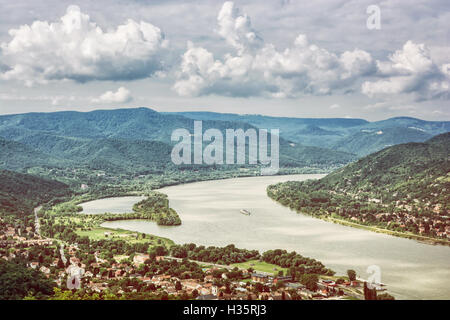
[268,133,450,241]
[0,170,71,217]
[176,112,450,156]
[0,108,356,175]
[318,132,450,197]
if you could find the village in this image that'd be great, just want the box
[0,219,373,300]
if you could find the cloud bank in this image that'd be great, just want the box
[362,41,450,100]
[0,5,167,85]
[174,2,449,101]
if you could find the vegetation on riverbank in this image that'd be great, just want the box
[131,193,181,225]
[268,133,450,245]
[170,243,260,265]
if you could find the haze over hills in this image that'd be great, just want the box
[0,108,356,177]
[1,107,448,180]
[175,112,450,156]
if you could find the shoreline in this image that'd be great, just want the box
[321,216,450,246]
[48,174,450,300]
[73,172,448,248]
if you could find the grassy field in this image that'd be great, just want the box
[75,227,174,247]
[231,259,288,276]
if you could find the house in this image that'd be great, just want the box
[181,279,201,291]
[133,253,150,266]
[286,282,305,290]
[89,282,108,293]
[204,275,214,282]
[141,277,152,283]
[321,279,336,287]
[39,266,51,274]
[273,276,292,284]
[251,272,269,283]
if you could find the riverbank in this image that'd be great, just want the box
[321,216,450,246]
[43,174,450,299]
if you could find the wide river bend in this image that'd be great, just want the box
[79,174,450,300]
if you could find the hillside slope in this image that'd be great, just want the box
[0,108,356,174]
[332,127,433,156]
[176,112,450,156]
[0,170,71,217]
[0,137,65,170]
[268,133,450,242]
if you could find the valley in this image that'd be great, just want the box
[0,108,449,300]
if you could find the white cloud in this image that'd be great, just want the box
[362,41,450,100]
[172,2,449,103]
[92,87,133,104]
[216,1,263,54]
[174,2,376,98]
[329,104,341,109]
[0,5,167,85]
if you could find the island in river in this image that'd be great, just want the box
[88,174,450,300]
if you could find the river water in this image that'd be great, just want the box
[93,174,450,300]
[80,196,145,214]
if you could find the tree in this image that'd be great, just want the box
[175,281,182,291]
[253,282,264,293]
[363,282,377,300]
[275,280,285,289]
[0,260,54,300]
[57,258,65,269]
[347,269,357,281]
[300,274,318,291]
[377,293,395,300]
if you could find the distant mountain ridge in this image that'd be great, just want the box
[0,108,356,175]
[174,112,450,156]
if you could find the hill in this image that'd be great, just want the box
[332,127,432,156]
[267,133,450,243]
[0,137,65,170]
[174,111,368,148]
[0,108,356,176]
[0,170,71,217]
[175,112,450,156]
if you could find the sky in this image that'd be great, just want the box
[0,0,449,121]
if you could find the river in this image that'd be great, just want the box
[89,174,450,300]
